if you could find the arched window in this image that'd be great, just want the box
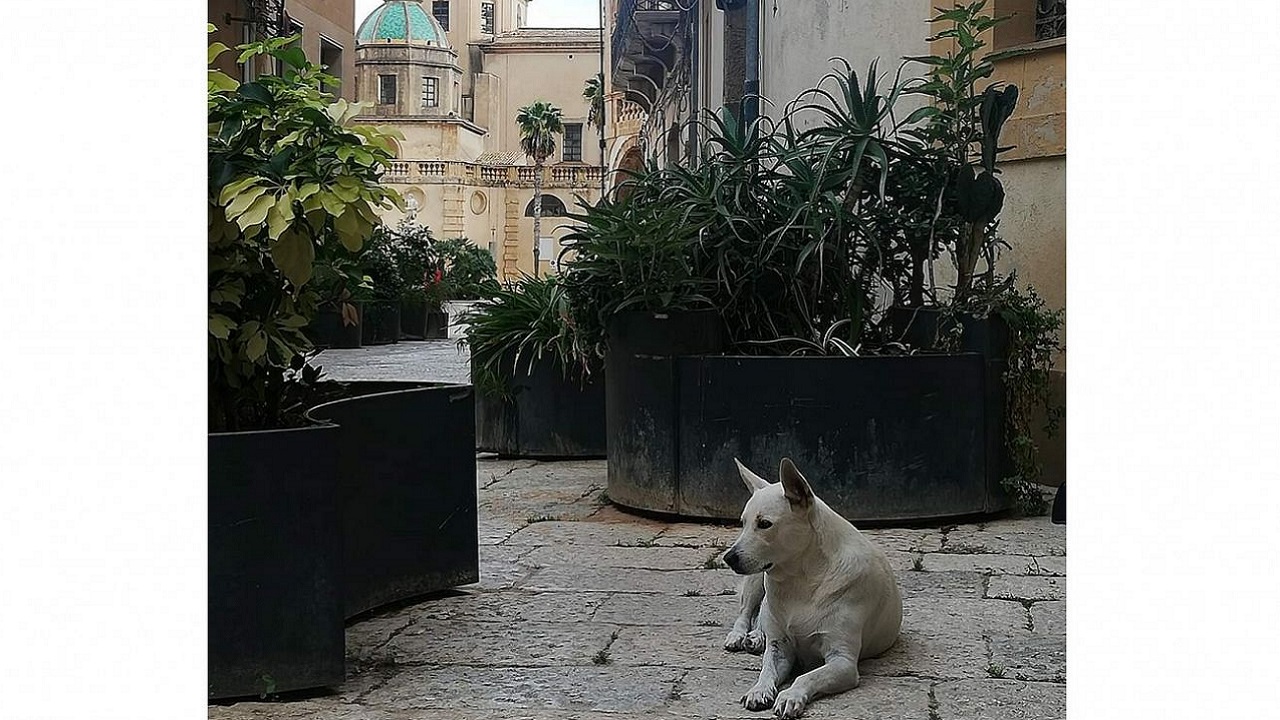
[524,194,568,217]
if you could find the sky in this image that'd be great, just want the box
[354,0,602,29]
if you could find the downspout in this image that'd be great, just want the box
[743,0,759,128]
[688,3,699,166]
[599,0,607,197]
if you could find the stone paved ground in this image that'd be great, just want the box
[209,458,1066,720]
[316,339,471,385]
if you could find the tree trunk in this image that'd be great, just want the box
[532,158,544,277]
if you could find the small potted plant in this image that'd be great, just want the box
[434,237,499,338]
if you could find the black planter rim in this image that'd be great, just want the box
[304,382,471,422]
[208,422,336,439]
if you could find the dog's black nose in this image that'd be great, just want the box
[723,548,742,573]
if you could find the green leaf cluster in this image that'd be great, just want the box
[208,27,404,432]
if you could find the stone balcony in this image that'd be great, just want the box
[382,160,605,189]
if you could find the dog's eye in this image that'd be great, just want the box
[756,518,773,530]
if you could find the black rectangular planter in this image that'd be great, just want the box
[208,425,344,700]
[308,382,479,618]
[400,300,448,340]
[361,301,401,345]
[473,349,606,458]
[604,310,725,513]
[308,303,363,349]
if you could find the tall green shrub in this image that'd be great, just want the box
[208,28,404,432]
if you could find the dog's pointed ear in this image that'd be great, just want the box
[734,458,770,492]
[779,457,813,508]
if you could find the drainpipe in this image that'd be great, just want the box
[688,4,699,165]
[743,0,759,128]
[599,0,607,197]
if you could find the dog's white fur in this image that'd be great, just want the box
[721,458,902,719]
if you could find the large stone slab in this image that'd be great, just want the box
[861,598,1026,680]
[369,620,620,667]
[381,590,612,625]
[921,553,1066,576]
[504,521,664,547]
[1030,601,1065,635]
[468,544,539,591]
[522,545,721,571]
[666,670,932,720]
[652,523,741,548]
[897,570,986,599]
[933,678,1065,719]
[988,630,1066,682]
[608,625,762,670]
[942,525,1066,557]
[518,565,738,596]
[360,665,683,714]
[859,527,946,553]
[986,575,1066,603]
[592,591,741,627]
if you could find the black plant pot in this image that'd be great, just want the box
[361,301,401,346]
[399,299,427,340]
[308,382,479,618]
[425,311,448,339]
[399,300,447,340]
[473,348,607,458]
[604,310,726,513]
[208,425,344,700]
[309,303,363,349]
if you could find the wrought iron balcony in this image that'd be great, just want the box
[611,0,684,70]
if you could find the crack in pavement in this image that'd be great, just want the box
[479,459,540,490]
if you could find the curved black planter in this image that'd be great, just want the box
[604,311,1013,523]
[673,354,1006,522]
[308,382,479,618]
[473,349,606,458]
[361,301,401,345]
[209,382,478,700]
[604,310,725,513]
[208,425,344,700]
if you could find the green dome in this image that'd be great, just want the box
[357,1,449,47]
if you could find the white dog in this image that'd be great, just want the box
[721,458,902,719]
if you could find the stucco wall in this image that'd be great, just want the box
[479,50,604,164]
[759,0,931,123]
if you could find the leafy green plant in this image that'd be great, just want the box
[464,275,590,398]
[208,26,403,432]
[433,237,499,300]
[904,1,1019,302]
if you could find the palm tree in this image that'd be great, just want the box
[583,74,605,132]
[515,101,565,276]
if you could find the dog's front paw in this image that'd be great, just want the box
[772,688,808,719]
[741,683,777,711]
[744,629,766,655]
[724,629,750,652]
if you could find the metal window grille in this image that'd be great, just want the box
[563,124,583,162]
[379,75,397,105]
[432,1,450,31]
[481,3,495,34]
[1035,0,1066,41]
